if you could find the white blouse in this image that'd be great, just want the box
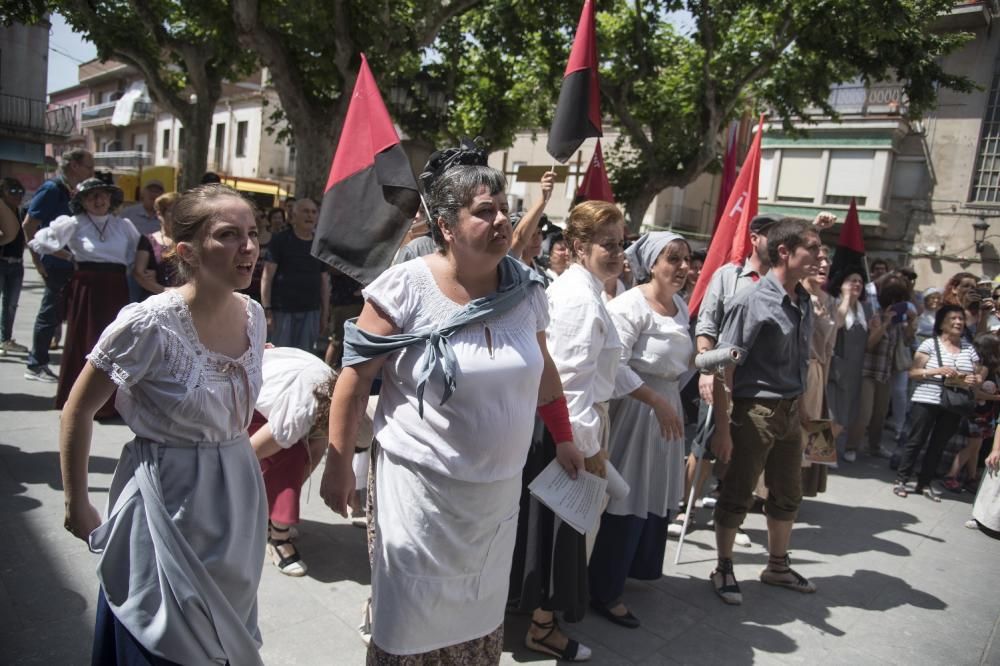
[29,213,140,266]
[364,258,550,483]
[88,290,265,441]
[257,346,336,447]
[546,263,640,457]
[609,288,694,393]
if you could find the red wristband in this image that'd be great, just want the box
[538,396,573,444]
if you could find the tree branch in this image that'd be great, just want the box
[414,0,483,47]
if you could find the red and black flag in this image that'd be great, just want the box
[312,54,420,285]
[829,197,868,283]
[576,139,614,203]
[547,0,602,163]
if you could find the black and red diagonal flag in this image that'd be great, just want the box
[547,0,602,163]
[829,197,868,284]
[312,54,420,285]
[576,139,614,203]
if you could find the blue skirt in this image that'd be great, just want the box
[588,512,671,607]
[93,590,183,666]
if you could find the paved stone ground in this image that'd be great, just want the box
[2,266,999,665]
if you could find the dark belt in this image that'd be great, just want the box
[0,256,22,264]
[76,262,127,273]
[737,396,799,407]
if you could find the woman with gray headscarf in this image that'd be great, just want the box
[588,231,693,629]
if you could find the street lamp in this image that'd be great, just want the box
[974,218,990,253]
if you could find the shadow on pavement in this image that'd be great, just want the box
[2,392,58,412]
[294,519,371,585]
[0,443,118,495]
[742,504,943,558]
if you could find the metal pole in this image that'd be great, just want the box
[673,402,713,565]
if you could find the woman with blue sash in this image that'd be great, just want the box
[319,151,584,665]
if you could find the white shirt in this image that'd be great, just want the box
[364,258,549,482]
[257,347,336,447]
[29,213,139,267]
[609,288,694,394]
[546,263,638,456]
[121,202,160,235]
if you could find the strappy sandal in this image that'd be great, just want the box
[760,554,816,593]
[267,525,307,577]
[893,481,908,498]
[269,520,298,540]
[711,558,742,605]
[524,618,591,662]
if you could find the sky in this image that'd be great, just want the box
[47,13,96,94]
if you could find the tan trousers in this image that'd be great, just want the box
[846,377,891,453]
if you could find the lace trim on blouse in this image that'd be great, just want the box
[158,290,261,390]
[89,348,135,388]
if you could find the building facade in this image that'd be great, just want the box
[758,1,1000,288]
[0,20,74,191]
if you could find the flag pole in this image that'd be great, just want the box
[419,193,433,225]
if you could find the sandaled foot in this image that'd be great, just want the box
[893,481,908,498]
[711,558,742,605]
[760,554,815,593]
[267,525,307,577]
[525,618,591,661]
[590,600,640,628]
[269,520,298,540]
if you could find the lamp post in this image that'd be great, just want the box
[974,218,990,253]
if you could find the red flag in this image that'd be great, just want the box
[689,116,765,317]
[576,140,614,203]
[312,54,420,285]
[547,0,602,163]
[838,198,865,254]
[829,197,868,283]
[713,122,738,231]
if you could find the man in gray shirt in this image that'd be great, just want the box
[708,218,820,606]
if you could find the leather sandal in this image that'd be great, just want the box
[525,618,591,661]
[760,554,816,593]
[590,600,640,628]
[267,525,307,577]
[711,558,742,605]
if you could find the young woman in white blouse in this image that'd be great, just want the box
[588,232,692,629]
[28,178,139,418]
[60,184,268,665]
[509,200,628,660]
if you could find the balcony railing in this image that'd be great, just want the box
[0,93,75,137]
[822,84,906,116]
[93,150,154,169]
[81,99,154,128]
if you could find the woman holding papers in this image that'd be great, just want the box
[319,149,583,665]
[588,232,693,629]
[510,200,632,659]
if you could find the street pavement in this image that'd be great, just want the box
[1,265,999,665]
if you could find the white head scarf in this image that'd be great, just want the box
[625,231,685,284]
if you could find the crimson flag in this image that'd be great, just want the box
[576,140,614,203]
[713,122,738,231]
[312,54,420,285]
[829,197,868,283]
[689,116,765,317]
[547,0,602,163]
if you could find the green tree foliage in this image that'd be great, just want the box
[595,0,974,228]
